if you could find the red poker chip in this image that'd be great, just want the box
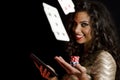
[70,56,80,62]
[70,56,80,66]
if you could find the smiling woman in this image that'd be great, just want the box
[33,0,120,80]
[72,11,92,44]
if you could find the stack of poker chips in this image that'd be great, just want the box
[70,56,80,66]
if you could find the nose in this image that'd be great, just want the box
[74,24,82,34]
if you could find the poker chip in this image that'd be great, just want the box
[70,56,80,66]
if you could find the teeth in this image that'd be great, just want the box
[76,34,83,38]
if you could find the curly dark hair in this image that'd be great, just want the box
[65,0,120,80]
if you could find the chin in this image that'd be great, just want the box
[76,40,85,44]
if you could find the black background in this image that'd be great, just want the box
[3,0,120,80]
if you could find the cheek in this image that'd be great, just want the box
[84,28,92,39]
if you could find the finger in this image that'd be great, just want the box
[33,61,39,69]
[43,71,50,80]
[42,68,47,76]
[75,64,87,73]
[40,66,50,79]
[39,65,49,76]
[55,56,72,72]
[39,65,43,75]
[45,71,50,78]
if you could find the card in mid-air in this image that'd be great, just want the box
[58,0,75,15]
[42,2,70,41]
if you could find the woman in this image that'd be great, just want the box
[34,0,120,80]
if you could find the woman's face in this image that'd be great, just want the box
[73,11,92,44]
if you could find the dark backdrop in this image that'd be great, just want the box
[5,0,120,80]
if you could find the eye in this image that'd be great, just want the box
[81,23,89,27]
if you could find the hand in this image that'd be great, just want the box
[33,61,58,80]
[54,56,89,80]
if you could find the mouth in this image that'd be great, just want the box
[75,34,84,40]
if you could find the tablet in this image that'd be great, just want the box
[30,53,58,77]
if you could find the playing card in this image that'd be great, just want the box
[42,2,70,41]
[58,0,75,15]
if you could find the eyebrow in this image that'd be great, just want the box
[79,21,89,23]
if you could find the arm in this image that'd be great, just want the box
[91,51,116,80]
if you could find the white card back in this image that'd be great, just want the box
[42,2,70,41]
[58,0,75,15]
